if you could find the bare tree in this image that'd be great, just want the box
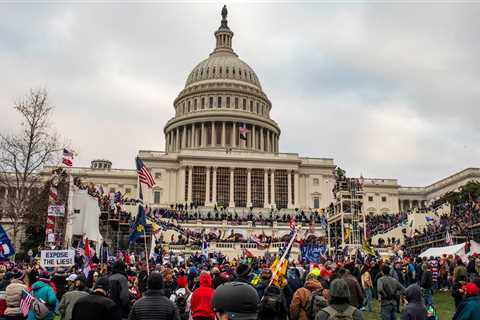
[0,88,62,247]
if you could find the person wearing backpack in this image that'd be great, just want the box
[315,279,363,320]
[170,274,190,320]
[128,272,179,320]
[27,271,58,320]
[377,265,405,320]
[290,273,324,320]
[257,269,288,320]
[109,261,130,319]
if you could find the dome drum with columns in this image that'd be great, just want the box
[164,6,280,154]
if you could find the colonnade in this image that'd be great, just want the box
[166,121,279,153]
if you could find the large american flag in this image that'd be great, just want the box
[136,158,156,188]
[20,289,34,316]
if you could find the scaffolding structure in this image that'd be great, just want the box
[327,169,366,256]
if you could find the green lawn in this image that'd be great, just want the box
[364,291,455,320]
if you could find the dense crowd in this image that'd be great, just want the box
[365,213,408,237]
[1,249,480,320]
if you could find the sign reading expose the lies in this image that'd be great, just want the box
[40,249,75,267]
[47,205,65,217]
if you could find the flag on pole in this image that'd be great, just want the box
[239,123,249,140]
[128,205,146,243]
[62,158,73,167]
[0,224,15,259]
[49,186,58,201]
[446,230,453,246]
[362,240,375,257]
[63,148,74,158]
[202,234,209,259]
[136,158,156,189]
[20,289,35,316]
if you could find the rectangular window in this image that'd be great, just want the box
[235,97,239,109]
[274,170,288,209]
[313,197,320,209]
[256,102,259,114]
[368,196,373,202]
[382,196,387,202]
[250,100,253,112]
[217,96,222,108]
[187,100,191,112]
[209,97,213,108]
[243,99,246,110]
[194,99,197,110]
[251,169,264,208]
[226,97,230,108]
[202,97,205,109]
[234,168,247,207]
[154,191,161,204]
[216,167,230,207]
[192,166,206,206]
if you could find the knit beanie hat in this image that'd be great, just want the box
[148,272,164,290]
[329,278,351,299]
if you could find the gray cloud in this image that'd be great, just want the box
[0,2,478,187]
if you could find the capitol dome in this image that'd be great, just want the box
[164,6,281,154]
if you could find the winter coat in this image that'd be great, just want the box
[128,289,179,320]
[4,279,27,316]
[315,304,363,320]
[400,285,426,320]
[452,295,480,320]
[420,270,433,290]
[190,273,215,320]
[343,274,364,308]
[377,275,405,306]
[27,280,58,320]
[58,289,89,320]
[72,291,122,320]
[109,272,130,318]
[290,278,322,320]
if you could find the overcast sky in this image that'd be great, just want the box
[1,2,479,187]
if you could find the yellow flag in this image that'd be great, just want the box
[270,257,288,287]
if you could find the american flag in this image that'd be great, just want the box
[289,215,296,233]
[63,148,74,158]
[20,290,34,316]
[239,123,249,140]
[136,158,156,188]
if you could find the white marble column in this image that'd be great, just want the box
[176,128,180,152]
[212,167,217,204]
[260,128,264,151]
[294,171,299,208]
[264,169,269,208]
[221,122,226,147]
[229,167,235,207]
[231,122,236,147]
[179,166,186,203]
[187,166,193,204]
[205,167,210,206]
[252,125,256,150]
[191,124,196,148]
[270,169,275,208]
[181,126,186,149]
[287,170,292,209]
[211,122,216,146]
[247,168,252,207]
[267,131,271,152]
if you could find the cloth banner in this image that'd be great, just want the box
[47,205,65,217]
[70,189,103,253]
[300,243,327,263]
[0,224,15,259]
[40,250,75,267]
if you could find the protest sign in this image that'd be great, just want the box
[40,249,74,267]
[47,205,65,217]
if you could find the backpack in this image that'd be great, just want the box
[322,306,355,320]
[260,286,282,314]
[307,290,328,320]
[174,290,189,320]
[31,298,50,320]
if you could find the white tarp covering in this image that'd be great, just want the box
[419,241,480,260]
[69,189,103,253]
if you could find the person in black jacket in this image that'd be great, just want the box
[72,276,122,320]
[400,284,426,320]
[109,261,130,319]
[128,272,179,320]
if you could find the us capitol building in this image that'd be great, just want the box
[68,8,479,215]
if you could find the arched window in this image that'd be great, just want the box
[217,96,222,108]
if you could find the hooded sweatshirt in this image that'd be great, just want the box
[27,280,58,320]
[290,278,323,320]
[190,273,215,319]
[400,284,426,320]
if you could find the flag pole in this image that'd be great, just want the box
[144,228,150,275]
[137,169,150,275]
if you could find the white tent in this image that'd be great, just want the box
[419,241,480,260]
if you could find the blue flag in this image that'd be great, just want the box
[0,224,15,259]
[128,205,146,243]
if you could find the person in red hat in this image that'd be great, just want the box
[452,282,480,320]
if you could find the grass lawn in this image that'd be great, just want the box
[363,291,455,320]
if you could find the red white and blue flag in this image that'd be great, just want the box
[239,124,249,140]
[20,290,34,316]
[63,148,74,158]
[136,158,156,189]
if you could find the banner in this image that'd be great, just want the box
[0,224,15,259]
[40,250,75,267]
[300,243,328,263]
[47,205,65,217]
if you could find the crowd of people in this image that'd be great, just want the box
[1,248,480,320]
[365,213,408,237]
